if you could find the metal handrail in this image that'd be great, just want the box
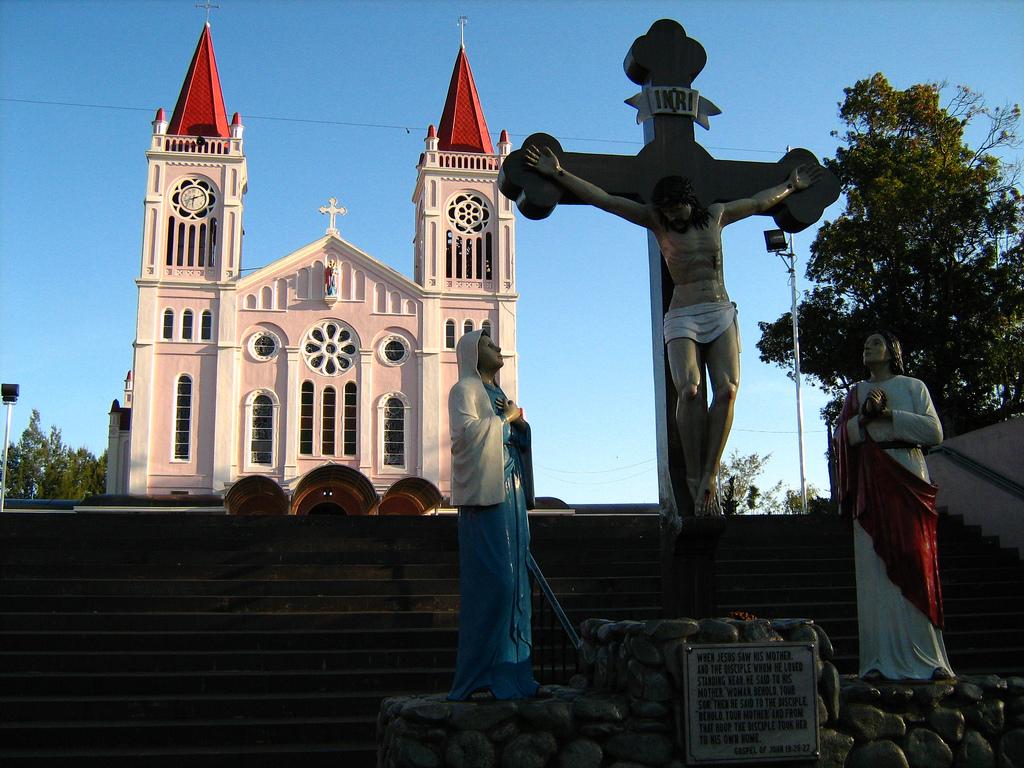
[928,444,1024,502]
[528,553,582,650]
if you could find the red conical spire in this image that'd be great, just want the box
[167,24,230,138]
[436,46,493,154]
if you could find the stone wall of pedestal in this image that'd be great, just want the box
[377,616,1024,768]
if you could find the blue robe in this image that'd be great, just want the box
[448,382,538,700]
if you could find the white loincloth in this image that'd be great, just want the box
[663,301,740,351]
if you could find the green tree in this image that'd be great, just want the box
[719,451,784,515]
[758,74,1023,435]
[3,409,107,499]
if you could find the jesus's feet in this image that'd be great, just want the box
[695,477,722,517]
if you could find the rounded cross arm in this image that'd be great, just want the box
[498,133,567,220]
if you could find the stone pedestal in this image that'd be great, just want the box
[661,515,727,620]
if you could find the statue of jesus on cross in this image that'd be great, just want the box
[525,148,822,514]
[498,19,839,520]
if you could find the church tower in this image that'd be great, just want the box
[127,23,247,493]
[411,41,519,486]
[413,44,516,307]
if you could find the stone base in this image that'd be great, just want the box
[377,616,1024,768]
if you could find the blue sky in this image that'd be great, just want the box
[1,0,1021,503]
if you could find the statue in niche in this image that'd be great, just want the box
[525,146,821,514]
[324,259,338,298]
[835,331,954,681]
[447,329,539,700]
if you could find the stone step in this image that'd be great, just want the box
[0,512,659,542]
[716,536,1004,556]
[0,589,660,614]
[717,580,1024,602]
[716,550,1018,574]
[715,594,1022,620]
[0,647,460,674]
[0,742,375,768]
[0,667,453,696]
[0,546,658,566]
[0,627,461,652]
[0,559,661,581]
[0,691,400,722]
[721,565,1024,589]
[0,574,662,597]
[0,716,372,750]
[2,605,659,631]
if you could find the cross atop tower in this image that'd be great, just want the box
[458,15,468,49]
[319,197,348,235]
[195,0,219,24]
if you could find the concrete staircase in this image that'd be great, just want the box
[1,509,1020,766]
[0,512,660,767]
[715,511,1024,676]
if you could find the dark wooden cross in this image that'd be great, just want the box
[499,19,840,529]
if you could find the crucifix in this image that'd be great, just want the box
[318,197,348,236]
[195,0,219,24]
[499,20,839,529]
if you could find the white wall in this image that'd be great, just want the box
[927,419,1024,556]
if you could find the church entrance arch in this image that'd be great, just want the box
[379,477,443,516]
[224,475,288,515]
[291,465,379,516]
[307,500,348,516]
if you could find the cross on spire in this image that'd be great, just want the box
[195,0,219,24]
[458,15,468,49]
[319,197,348,235]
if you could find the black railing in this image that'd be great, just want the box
[528,553,582,684]
[928,444,1024,502]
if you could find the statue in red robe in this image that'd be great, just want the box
[835,332,953,681]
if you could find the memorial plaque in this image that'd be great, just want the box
[682,642,819,764]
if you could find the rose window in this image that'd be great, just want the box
[302,320,357,376]
[446,193,489,234]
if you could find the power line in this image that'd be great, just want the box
[536,467,654,486]
[734,427,827,434]
[537,457,656,475]
[0,96,784,155]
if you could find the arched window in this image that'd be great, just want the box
[181,309,194,341]
[446,231,453,279]
[445,193,490,281]
[276,278,288,310]
[322,387,336,456]
[485,232,493,279]
[445,320,456,349]
[209,218,218,266]
[198,223,207,266]
[165,218,176,266]
[383,397,405,468]
[481,320,492,337]
[162,309,174,340]
[299,382,314,455]
[173,375,192,461]
[343,382,357,456]
[200,310,213,340]
[250,394,274,465]
[463,319,474,336]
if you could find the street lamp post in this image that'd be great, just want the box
[762,230,808,515]
[1,383,19,515]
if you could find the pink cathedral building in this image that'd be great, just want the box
[106,24,520,515]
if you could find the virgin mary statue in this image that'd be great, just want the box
[447,329,539,701]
